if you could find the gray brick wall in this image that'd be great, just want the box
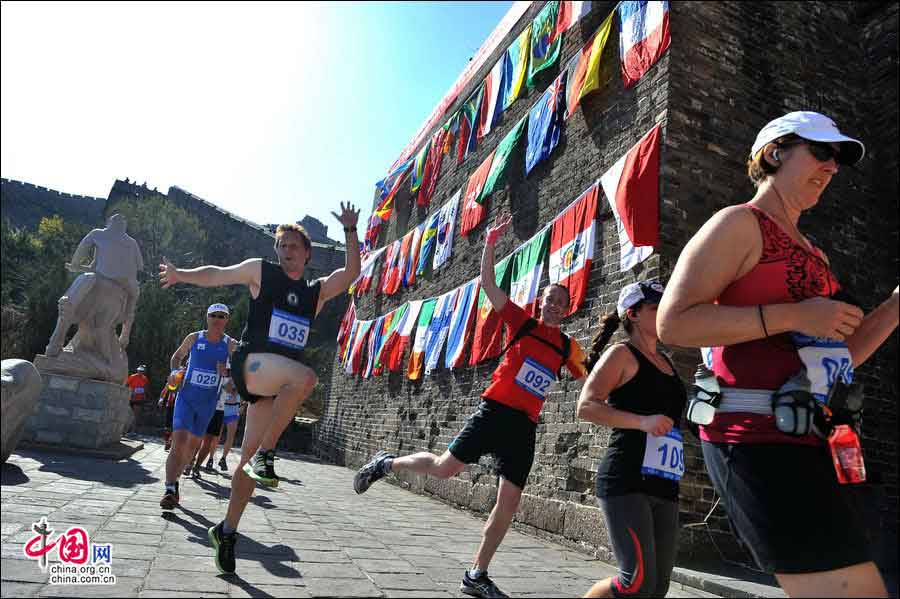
[317,0,897,570]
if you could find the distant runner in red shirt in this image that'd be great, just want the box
[354,213,587,599]
[125,365,149,431]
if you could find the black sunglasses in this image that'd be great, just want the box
[777,140,847,165]
[208,313,228,319]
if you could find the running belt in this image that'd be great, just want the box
[717,388,777,416]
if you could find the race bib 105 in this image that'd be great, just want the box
[268,309,310,350]
[641,428,685,481]
[792,333,854,403]
[514,358,556,400]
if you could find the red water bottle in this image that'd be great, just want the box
[829,425,866,484]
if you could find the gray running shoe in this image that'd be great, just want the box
[460,570,508,598]
[242,449,278,487]
[353,450,395,494]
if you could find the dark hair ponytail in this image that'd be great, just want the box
[585,311,637,371]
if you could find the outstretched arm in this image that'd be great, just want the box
[159,257,262,291]
[318,203,361,310]
[480,213,512,312]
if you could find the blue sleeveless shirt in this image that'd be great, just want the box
[178,331,231,406]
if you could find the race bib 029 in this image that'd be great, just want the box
[641,428,685,481]
[514,358,556,400]
[189,367,220,389]
[268,309,310,350]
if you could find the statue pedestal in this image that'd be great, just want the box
[21,372,132,450]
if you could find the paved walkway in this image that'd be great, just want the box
[2,438,719,598]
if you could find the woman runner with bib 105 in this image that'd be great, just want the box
[576,280,687,598]
[657,112,899,598]
[159,202,360,576]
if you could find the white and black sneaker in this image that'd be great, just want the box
[460,570,508,598]
[243,448,278,487]
[353,450,394,494]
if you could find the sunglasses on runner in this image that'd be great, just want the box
[208,313,228,319]
[777,140,848,165]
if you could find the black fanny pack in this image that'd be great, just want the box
[772,370,862,438]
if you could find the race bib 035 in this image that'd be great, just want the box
[268,309,310,350]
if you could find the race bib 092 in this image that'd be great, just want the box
[268,309,310,350]
[514,358,556,400]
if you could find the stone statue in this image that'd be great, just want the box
[1,359,42,462]
[38,213,143,383]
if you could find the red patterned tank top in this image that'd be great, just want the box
[700,204,841,445]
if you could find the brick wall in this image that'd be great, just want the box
[315,0,897,570]
[1,178,106,230]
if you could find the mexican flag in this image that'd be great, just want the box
[383,300,423,372]
[549,182,598,316]
[509,228,550,315]
[469,254,513,365]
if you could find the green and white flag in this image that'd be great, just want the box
[480,115,528,202]
[509,228,550,314]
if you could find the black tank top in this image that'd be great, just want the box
[595,343,687,500]
[239,261,322,362]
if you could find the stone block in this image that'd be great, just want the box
[1,359,43,462]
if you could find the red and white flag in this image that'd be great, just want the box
[380,239,403,295]
[460,151,496,237]
[478,60,504,140]
[599,123,661,270]
[336,301,356,360]
[556,1,592,35]
[549,182,599,316]
[383,300,424,371]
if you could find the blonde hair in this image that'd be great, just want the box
[746,133,801,187]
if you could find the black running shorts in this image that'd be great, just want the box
[448,399,536,490]
[701,441,872,574]
[230,345,265,404]
[205,410,224,436]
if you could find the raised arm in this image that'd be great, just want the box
[318,202,362,310]
[576,344,673,436]
[66,230,97,272]
[159,257,262,292]
[480,213,512,312]
[657,206,863,347]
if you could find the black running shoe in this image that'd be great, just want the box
[191,463,201,478]
[218,457,227,471]
[353,450,394,494]
[205,457,214,471]
[242,449,278,487]
[159,487,179,510]
[208,521,237,575]
[460,571,508,598]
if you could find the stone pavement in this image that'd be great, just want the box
[1,438,723,598]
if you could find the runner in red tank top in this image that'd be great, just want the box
[658,112,898,597]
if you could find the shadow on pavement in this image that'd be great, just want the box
[1,462,29,485]
[13,449,158,488]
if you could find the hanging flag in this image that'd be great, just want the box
[599,123,661,270]
[336,301,356,360]
[417,127,448,207]
[509,227,551,315]
[394,228,417,291]
[373,158,414,221]
[564,11,613,118]
[364,316,386,379]
[460,151,496,237]
[349,319,373,375]
[408,298,438,381]
[470,254,513,365]
[350,247,386,296]
[379,239,403,295]
[549,182,599,315]
[416,210,441,276]
[619,1,671,88]
[480,115,527,201]
[383,301,423,371]
[410,140,431,194]
[445,279,480,369]
[341,320,359,369]
[424,288,459,375]
[457,83,485,164]
[403,222,426,288]
[499,24,531,112]
[525,71,567,176]
[528,1,563,89]
[555,1,592,35]
[363,214,383,253]
[478,60,504,140]
[373,308,403,375]
[433,190,460,270]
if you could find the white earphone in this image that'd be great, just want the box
[772,150,781,162]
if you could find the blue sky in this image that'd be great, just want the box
[1,1,513,241]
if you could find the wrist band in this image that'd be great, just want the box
[486,228,502,246]
[758,304,770,338]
